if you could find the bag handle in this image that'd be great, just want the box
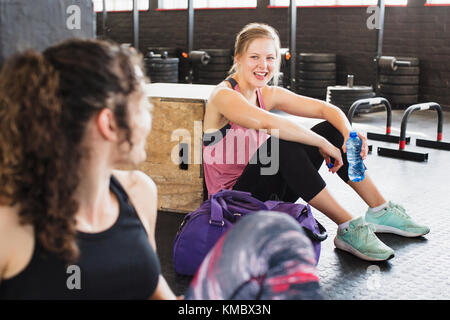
[303,220,328,242]
[210,190,268,225]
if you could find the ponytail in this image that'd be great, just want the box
[0,51,79,262]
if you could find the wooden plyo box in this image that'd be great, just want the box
[139,83,215,213]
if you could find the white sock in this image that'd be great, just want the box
[369,201,389,213]
[338,219,352,230]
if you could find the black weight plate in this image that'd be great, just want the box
[298,79,336,88]
[144,57,179,64]
[198,70,229,79]
[149,74,179,80]
[146,67,178,75]
[330,99,375,106]
[327,85,373,94]
[384,94,419,104]
[298,53,336,63]
[298,62,336,72]
[329,92,376,102]
[150,75,179,80]
[328,91,376,99]
[297,87,327,96]
[149,70,178,76]
[297,70,336,80]
[396,56,419,67]
[208,56,232,64]
[379,84,419,95]
[379,75,419,85]
[145,63,179,70]
[197,63,231,72]
[380,66,420,76]
[200,49,232,57]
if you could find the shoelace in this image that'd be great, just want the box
[390,202,411,220]
[349,223,376,244]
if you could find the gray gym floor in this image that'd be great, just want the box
[155,108,450,300]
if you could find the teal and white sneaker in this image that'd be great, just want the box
[365,201,430,237]
[334,217,395,262]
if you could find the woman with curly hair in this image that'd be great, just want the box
[0,38,322,300]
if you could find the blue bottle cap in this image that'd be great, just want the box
[327,162,334,169]
[350,131,357,138]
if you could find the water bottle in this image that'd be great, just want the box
[346,131,365,182]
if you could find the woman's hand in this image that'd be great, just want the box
[342,131,369,160]
[318,140,343,174]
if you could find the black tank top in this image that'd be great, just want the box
[0,175,161,299]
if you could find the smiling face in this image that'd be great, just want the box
[235,37,278,88]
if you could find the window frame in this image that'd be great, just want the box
[267,0,407,8]
[156,0,257,11]
[425,0,450,6]
[93,0,150,13]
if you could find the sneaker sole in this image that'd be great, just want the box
[334,237,394,262]
[371,223,430,237]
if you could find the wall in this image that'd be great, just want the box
[96,0,450,108]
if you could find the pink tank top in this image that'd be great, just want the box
[203,79,269,197]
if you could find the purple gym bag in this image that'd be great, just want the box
[173,189,327,276]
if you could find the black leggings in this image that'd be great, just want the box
[233,121,351,203]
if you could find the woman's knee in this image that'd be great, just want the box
[311,121,344,149]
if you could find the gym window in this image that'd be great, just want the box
[268,0,407,7]
[92,0,149,12]
[157,0,257,10]
[425,0,450,5]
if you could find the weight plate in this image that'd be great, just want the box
[297,70,336,80]
[328,91,376,99]
[145,58,179,65]
[200,49,232,57]
[298,53,336,63]
[208,56,232,64]
[327,85,373,94]
[198,70,229,79]
[148,70,178,77]
[380,66,420,76]
[329,92,376,102]
[150,74,179,80]
[298,62,336,72]
[379,84,419,95]
[379,75,419,85]
[384,94,419,104]
[297,86,327,96]
[297,79,336,88]
[198,63,231,72]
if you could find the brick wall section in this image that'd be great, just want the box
[97,0,450,108]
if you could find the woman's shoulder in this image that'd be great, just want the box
[112,169,157,203]
[112,169,157,233]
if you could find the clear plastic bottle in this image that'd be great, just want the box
[346,131,365,182]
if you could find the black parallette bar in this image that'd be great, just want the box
[367,132,411,144]
[377,147,428,162]
[416,139,450,151]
